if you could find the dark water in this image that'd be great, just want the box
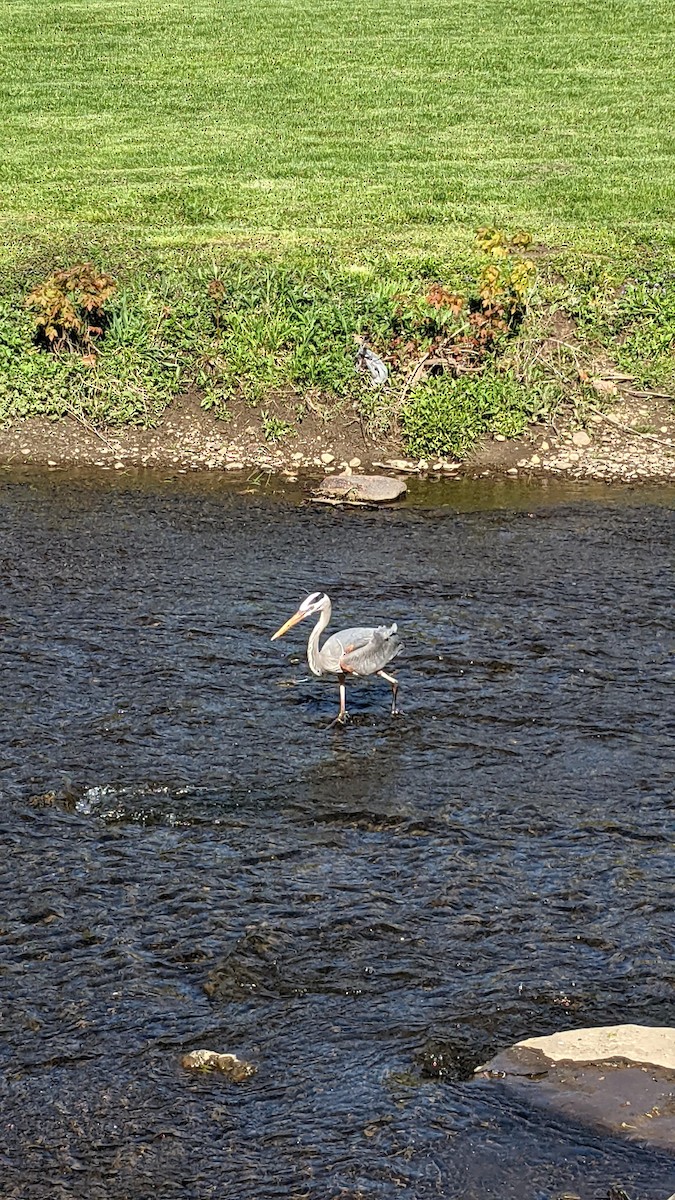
[1,470,674,1200]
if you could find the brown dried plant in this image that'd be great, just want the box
[26,263,116,353]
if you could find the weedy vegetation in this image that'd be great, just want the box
[261,411,295,444]
[0,233,673,454]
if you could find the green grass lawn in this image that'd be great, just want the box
[0,0,673,449]
[1,0,674,256]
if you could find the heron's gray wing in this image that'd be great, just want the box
[318,627,375,674]
[323,623,402,677]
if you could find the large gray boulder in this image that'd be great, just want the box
[476,1025,675,1148]
[314,473,407,504]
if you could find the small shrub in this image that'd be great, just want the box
[366,228,537,384]
[473,227,536,337]
[26,263,116,353]
[261,411,294,444]
[425,285,465,315]
[401,371,533,458]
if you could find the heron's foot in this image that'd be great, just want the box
[391,705,403,717]
[329,710,351,728]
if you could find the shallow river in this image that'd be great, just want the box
[1,471,674,1199]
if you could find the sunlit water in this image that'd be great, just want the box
[1,471,673,1199]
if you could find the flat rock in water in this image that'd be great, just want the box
[475,1025,675,1149]
[315,473,407,503]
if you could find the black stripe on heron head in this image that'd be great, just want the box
[300,591,326,612]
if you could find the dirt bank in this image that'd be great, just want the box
[0,386,673,483]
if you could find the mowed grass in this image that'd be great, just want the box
[1,0,674,255]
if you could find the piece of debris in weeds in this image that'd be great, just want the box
[180,1050,256,1080]
[355,339,388,386]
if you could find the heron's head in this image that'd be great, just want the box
[271,591,328,640]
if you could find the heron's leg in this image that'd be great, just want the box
[330,673,350,727]
[377,670,401,716]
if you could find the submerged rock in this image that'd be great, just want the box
[180,1049,256,1081]
[313,473,407,504]
[476,1025,675,1149]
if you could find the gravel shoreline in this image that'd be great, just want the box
[0,391,673,483]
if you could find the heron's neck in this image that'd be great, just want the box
[307,599,331,676]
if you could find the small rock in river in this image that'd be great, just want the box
[320,451,335,464]
[180,1049,256,1081]
[29,791,58,807]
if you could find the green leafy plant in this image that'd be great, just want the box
[261,410,294,444]
[610,277,675,390]
[473,227,536,336]
[25,263,116,353]
[401,370,534,458]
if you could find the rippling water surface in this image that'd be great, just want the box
[1,471,673,1199]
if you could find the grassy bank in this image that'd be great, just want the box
[0,0,673,456]
[2,240,674,459]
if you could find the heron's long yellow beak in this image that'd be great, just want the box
[270,609,306,641]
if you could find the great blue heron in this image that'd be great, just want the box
[271,591,403,724]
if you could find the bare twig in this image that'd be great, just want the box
[451,361,484,376]
[308,495,375,508]
[628,389,675,401]
[398,351,431,406]
[66,405,118,453]
[545,337,584,354]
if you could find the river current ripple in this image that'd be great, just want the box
[0,472,673,1199]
